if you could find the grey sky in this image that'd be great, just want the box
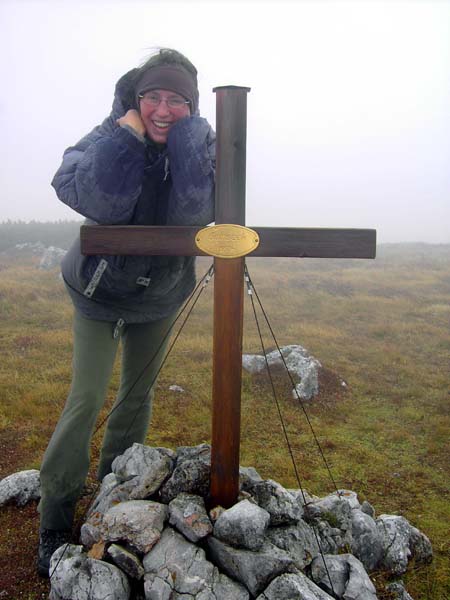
[1,0,449,243]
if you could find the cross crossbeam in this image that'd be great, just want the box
[81,86,376,508]
[80,225,376,258]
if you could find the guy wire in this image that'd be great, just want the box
[117,264,215,447]
[92,263,214,439]
[245,265,340,497]
[244,263,336,594]
[244,271,307,502]
[49,263,214,580]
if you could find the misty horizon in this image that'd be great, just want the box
[1,1,449,244]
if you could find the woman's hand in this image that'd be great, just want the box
[117,109,146,137]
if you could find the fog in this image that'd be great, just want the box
[1,0,449,243]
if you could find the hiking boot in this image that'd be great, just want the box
[37,528,71,578]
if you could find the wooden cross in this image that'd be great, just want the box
[81,86,376,508]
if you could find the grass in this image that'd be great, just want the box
[0,245,449,598]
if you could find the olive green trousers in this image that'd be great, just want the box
[39,310,174,531]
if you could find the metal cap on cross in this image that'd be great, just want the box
[81,86,376,508]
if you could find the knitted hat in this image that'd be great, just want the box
[135,62,199,114]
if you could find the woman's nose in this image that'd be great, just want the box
[154,99,171,116]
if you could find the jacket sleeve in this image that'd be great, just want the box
[165,116,215,225]
[51,116,147,224]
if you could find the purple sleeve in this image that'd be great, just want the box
[51,118,147,224]
[166,116,216,225]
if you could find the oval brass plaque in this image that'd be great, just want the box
[195,224,260,258]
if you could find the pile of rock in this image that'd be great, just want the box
[1,242,67,270]
[13,241,47,255]
[38,245,67,270]
[32,443,432,600]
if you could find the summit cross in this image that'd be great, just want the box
[81,86,376,508]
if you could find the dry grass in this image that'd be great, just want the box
[0,245,449,598]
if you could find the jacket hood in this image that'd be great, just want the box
[111,68,141,118]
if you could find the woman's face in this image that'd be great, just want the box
[139,89,191,144]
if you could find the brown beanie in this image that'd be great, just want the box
[135,65,199,114]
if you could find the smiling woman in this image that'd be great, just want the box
[36,47,216,577]
[117,55,198,145]
[136,90,191,144]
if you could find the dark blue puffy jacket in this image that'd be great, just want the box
[53,68,215,323]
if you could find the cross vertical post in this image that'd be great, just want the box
[210,86,250,508]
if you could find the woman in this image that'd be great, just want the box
[37,48,215,576]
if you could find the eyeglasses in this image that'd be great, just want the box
[138,91,190,109]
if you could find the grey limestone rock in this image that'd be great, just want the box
[376,515,412,575]
[49,544,130,600]
[112,443,175,499]
[288,489,320,506]
[350,509,383,571]
[385,581,414,600]
[376,515,432,575]
[310,553,378,600]
[102,500,168,554]
[82,447,175,548]
[210,568,251,600]
[409,524,433,564]
[207,536,297,596]
[159,444,211,503]
[169,384,185,393]
[80,522,102,548]
[213,499,270,550]
[336,489,361,510]
[14,241,46,254]
[238,489,256,503]
[143,527,249,599]
[39,246,67,270]
[239,465,264,489]
[245,479,303,526]
[168,492,212,542]
[96,479,137,509]
[143,576,170,600]
[107,544,145,580]
[112,443,175,482]
[0,469,40,507]
[360,500,375,518]
[306,491,355,527]
[316,521,346,554]
[85,475,130,537]
[266,520,320,569]
[256,572,335,600]
[305,491,353,548]
[242,353,266,373]
[89,472,122,515]
[82,474,132,548]
[243,344,322,400]
[176,443,211,463]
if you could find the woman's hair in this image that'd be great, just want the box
[136,48,197,81]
